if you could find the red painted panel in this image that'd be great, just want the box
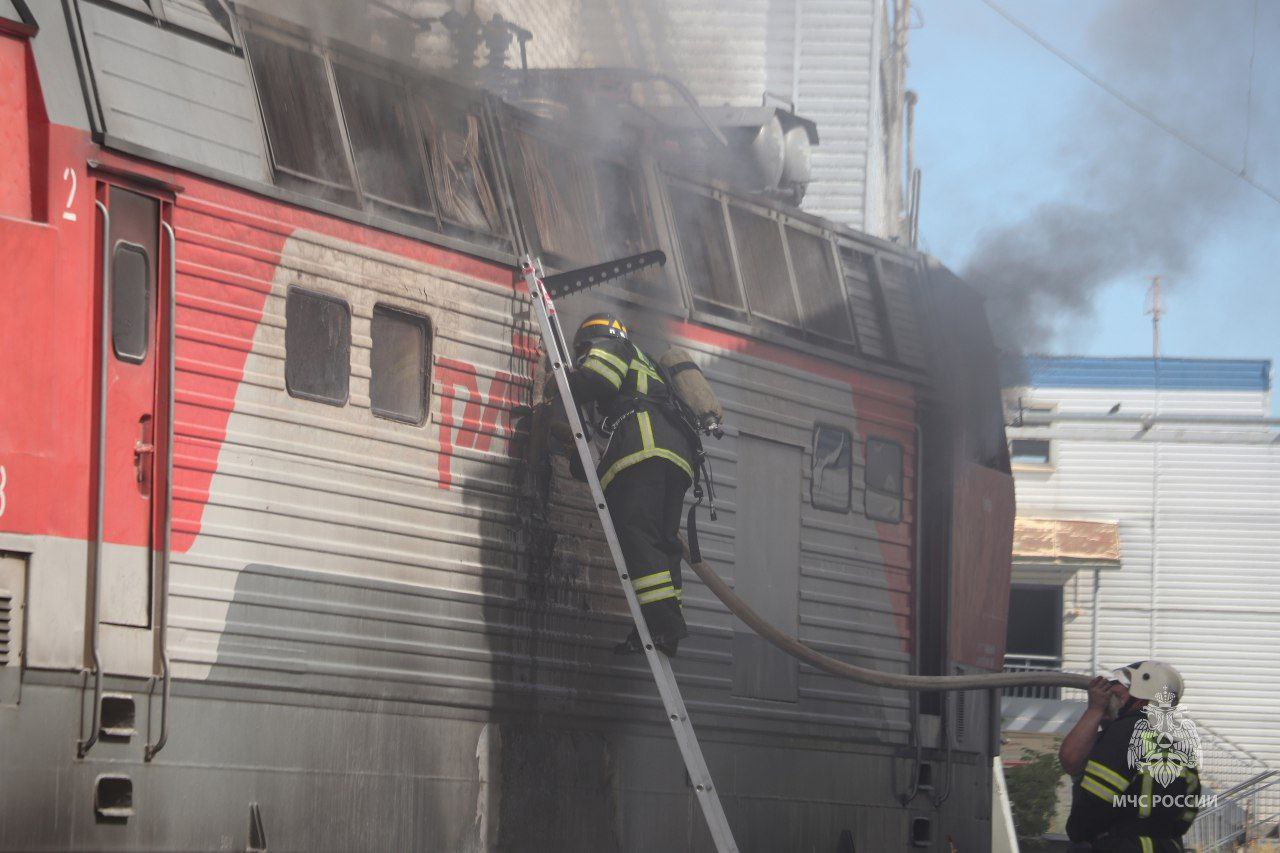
[948,460,1016,671]
[0,35,31,219]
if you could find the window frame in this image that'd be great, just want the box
[1006,583,1065,659]
[810,423,854,513]
[1009,437,1053,469]
[664,179,749,319]
[241,25,361,203]
[369,303,433,426]
[864,436,905,524]
[110,240,152,364]
[724,198,805,330]
[783,218,858,347]
[284,286,352,408]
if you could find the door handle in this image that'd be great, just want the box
[134,440,155,484]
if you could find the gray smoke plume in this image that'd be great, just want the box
[962,0,1271,351]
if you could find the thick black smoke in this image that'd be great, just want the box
[962,0,1271,350]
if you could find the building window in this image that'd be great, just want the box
[811,425,853,512]
[245,32,355,199]
[285,288,351,406]
[787,227,854,343]
[865,437,904,523]
[332,63,433,214]
[728,205,800,327]
[1010,438,1052,467]
[111,242,151,363]
[1006,584,1063,662]
[669,186,744,314]
[370,305,431,424]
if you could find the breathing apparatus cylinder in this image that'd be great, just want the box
[659,347,724,438]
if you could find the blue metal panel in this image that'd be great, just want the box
[1020,356,1271,391]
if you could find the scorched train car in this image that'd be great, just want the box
[0,2,1015,849]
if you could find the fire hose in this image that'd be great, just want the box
[678,537,1092,692]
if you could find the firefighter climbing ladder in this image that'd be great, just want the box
[521,256,739,853]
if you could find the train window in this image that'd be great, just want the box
[333,64,433,214]
[728,206,801,327]
[285,288,351,406]
[787,227,854,343]
[595,161,673,300]
[669,187,744,313]
[416,91,504,236]
[811,425,852,512]
[865,437,904,523]
[111,243,151,363]
[838,246,892,360]
[245,32,355,198]
[514,131,602,265]
[370,305,431,425]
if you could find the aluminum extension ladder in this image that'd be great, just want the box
[520,256,739,853]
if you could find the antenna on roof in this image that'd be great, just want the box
[1144,275,1164,359]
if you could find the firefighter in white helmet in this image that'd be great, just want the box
[1059,660,1202,851]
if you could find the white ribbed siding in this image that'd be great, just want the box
[1009,381,1280,773]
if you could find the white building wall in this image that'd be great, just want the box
[1009,378,1280,772]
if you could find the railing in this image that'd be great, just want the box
[1186,769,1280,852]
[1002,654,1066,699]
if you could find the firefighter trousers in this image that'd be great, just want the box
[604,457,691,645]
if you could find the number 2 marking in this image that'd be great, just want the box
[62,167,78,222]
[0,465,7,519]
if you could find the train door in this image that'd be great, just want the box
[93,179,170,664]
[732,433,802,702]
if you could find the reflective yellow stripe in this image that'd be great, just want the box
[638,585,677,605]
[1086,760,1130,793]
[636,367,648,394]
[633,571,672,591]
[600,448,695,491]
[582,358,622,389]
[1139,772,1153,818]
[582,318,628,335]
[1139,837,1153,853]
[589,347,629,375]
[638,411,654,448]
[1079,776,1116,803]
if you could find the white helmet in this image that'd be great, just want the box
[1109,660,1185,704]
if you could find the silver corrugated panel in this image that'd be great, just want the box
[78,3,270,182]
[875,257,927,369]
[1010,378,1280,773]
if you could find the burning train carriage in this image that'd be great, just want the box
[0,2,1013,850]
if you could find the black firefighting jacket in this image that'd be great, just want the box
[1066,707,1202,847]
[567,336,695,489]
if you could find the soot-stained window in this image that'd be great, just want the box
[285,288,351,406]
[595,161,672,300]
[333,64,432,213]
[111,243,151,363]
[811,425,853,512]
[838,245,892,360]
[729,206,800,326]
[370,305,431,425]
[515,131,602,264]
[245,32,355,198]
[865,437,904,523]
[788,227,853,343]
[416,91,504,237]
[670,186,743,313]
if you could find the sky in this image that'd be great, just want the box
[908,0,1280,408]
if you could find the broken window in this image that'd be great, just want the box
[728,205,800,326]
[593,160,672,300]
[865,437,904,523]
[811,425,852,512]
[787,226,853,343]
[370,305,431,425]
[245,32,355,199]
[669,186,744,313]
[514,131,602,265]
[285,288,351,407]
[838,245,892,360]
[416,89,504,236]
[333,63,432,214]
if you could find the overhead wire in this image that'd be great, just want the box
[977,0,1280,208]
